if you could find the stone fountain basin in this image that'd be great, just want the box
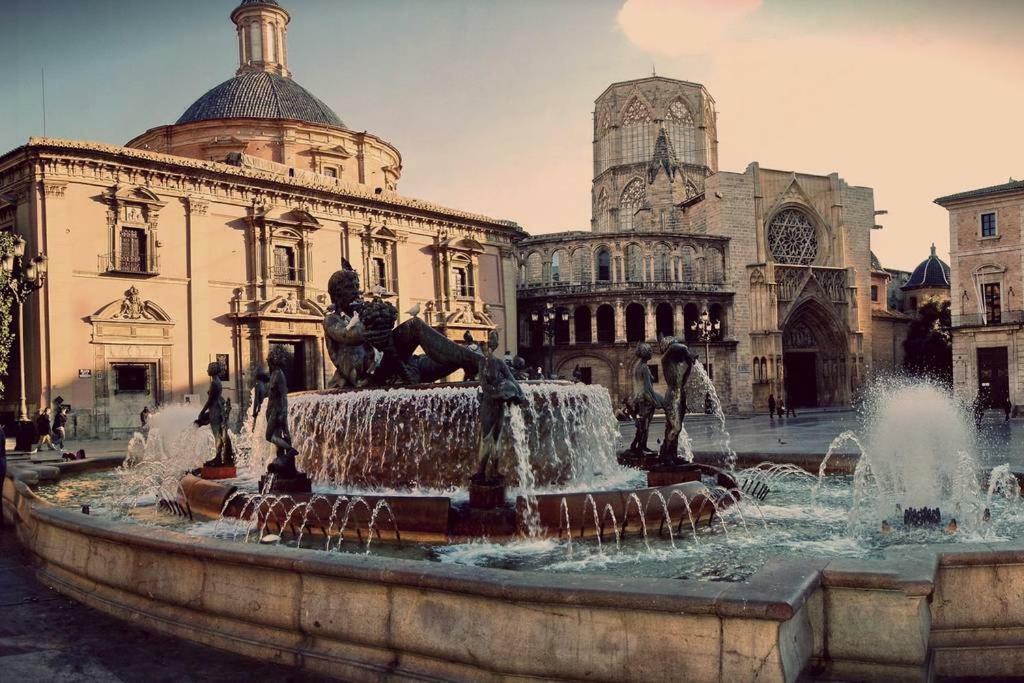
[179,464,738,543]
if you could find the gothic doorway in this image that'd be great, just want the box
[781,299,848,408]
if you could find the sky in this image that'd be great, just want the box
[3,0,1023,271]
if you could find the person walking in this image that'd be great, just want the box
[767,393,776,419]
[35,408,57,451]
[777,399,786,419]
[787,399,797,418]
[53,405,68,449]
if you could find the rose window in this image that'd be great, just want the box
[767,209,818,265]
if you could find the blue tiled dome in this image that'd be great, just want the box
[176,72,344,128]
[902,244,950,291]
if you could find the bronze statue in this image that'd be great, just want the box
[324,266,482,386]
[658,336,697,462]
[476,330,527,482]
[265,345,301,478]
[625,343,662,455]
[252,368,270,419]
[196,361,230,466]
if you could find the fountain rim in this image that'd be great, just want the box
[290,379,578,397]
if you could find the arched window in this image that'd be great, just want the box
[574,307,592,343]
[551,249,567,282]
[596,304,615,343]
[553,307,570,344]
[653,243,671,281]
[573,248,592,283]
[526,252,543,284]
[621,98,656,166]
[594,188,609,232]
[666,99,696,164]
[709,303,725,338]
[682,245,699,282]
[619,179,646,232]
[767,208,818,265]
[753,357,762,382]
[625,303,646,342]
[706,247,724,283]
[683,303,700,342]
[625,243,643,282]
[596,248,612,282]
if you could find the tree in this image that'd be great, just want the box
[903,298,952,386]
[0,231,13,398]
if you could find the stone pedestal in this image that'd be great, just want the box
[200,465,237,480]
[259,474,313,494]
[469,475,506,509]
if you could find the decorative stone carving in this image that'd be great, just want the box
[113,286,154,320]
[768,208,818,265]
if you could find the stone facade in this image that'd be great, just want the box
[517,76,876,412]
[937,179,1024,409]
[0,1,521,438]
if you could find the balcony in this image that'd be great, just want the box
[99,252,159,276]
[952,310,1024,328]
[518,280,730,299]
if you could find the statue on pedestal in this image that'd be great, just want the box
[475,330,527,485]
[324,265,482,387]
[265,345,302,480]
[625,343,662,456]
[658,337,697,462]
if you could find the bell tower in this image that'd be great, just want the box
[231,0,291,78]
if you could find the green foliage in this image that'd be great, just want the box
[902,298,952,387]
[0,231,13,398]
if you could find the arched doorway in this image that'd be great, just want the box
[574,307,592,343]
[625,303,645,342]
[655,302,674,338]
[596,304,615,343]
[781,299,848,408]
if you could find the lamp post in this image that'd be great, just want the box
[531,301,569,379]
[689,308,721,373]
[1,234,48,447]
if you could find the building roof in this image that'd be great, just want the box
[176,72,344,128]
[935,178,1024,205]
[901,244,950,291]
[870,250,884,272]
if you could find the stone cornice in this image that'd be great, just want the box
[1,137,525,239]
[518,230,730,247]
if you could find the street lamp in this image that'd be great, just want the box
[689,308,721,373]
[2,234,48,446]
[530,301,569,378]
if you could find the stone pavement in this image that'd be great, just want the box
[0,524,328,682]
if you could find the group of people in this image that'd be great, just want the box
[766,393,797,420]
[34,404,70,451]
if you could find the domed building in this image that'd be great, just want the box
[900,243,951,312]
[0,0,522,438]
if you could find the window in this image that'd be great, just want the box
[665,99,696,164]
[625,244,643,282]
[371,257,387,291]
[119,227,148,272]
[648,364,659,383]
[981,212,997,237]
[551,250,562,282]
[984,283,1002,323]
[273,245,297,282]
[909,296,918,310]
[767,209,818,265]
[453,266,473,297]
[619,179,646,232]
[870,285,878,302]
[113,364,148,394]
[323,167,338,178]
[596,249,611,282]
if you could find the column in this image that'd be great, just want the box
[614,300,626,343]
[645,299,656,341]
[674,302,684,340]
[568,308,576,345]
[590,305,597,343]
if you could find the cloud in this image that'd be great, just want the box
[616,0,762,56]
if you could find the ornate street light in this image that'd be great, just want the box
[530,301,569,378]
[2,234,48,438]
[689,308,721,372]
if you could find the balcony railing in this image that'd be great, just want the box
[272,265,304,284]
[99,252,159,275]
[952,310,1024,328]
[518,280,729,297]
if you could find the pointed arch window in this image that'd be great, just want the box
[653,243,671,281]
[596,248,612,282]
[767,208,819,265]
[573,248,592,283]
[619,178,646,232]
[666,99,696,164]
[625,244,643,282]
[621,98,656,165]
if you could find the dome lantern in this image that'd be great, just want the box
[231,0,291,78]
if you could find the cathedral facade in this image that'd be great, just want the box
[0,0,521,438]
[517,76,876,412]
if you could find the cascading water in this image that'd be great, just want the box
[690,361,736,469]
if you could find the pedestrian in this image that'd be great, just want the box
[777,400,785,419]
[1003,397,1012,422]
[53,405,68,449]
[787,400,797,418]
[35,408,57,451]
[767,393,776,419]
